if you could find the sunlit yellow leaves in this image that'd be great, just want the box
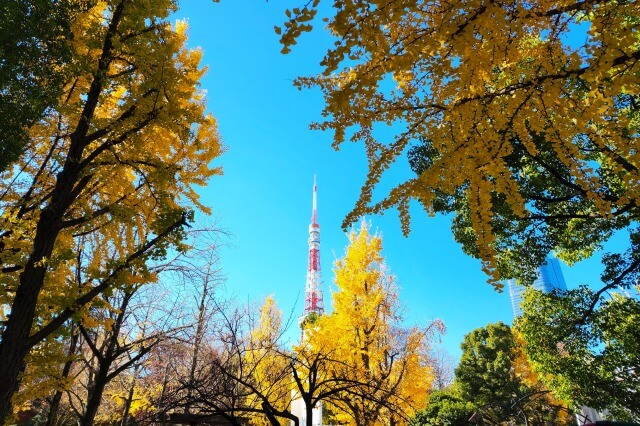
[280,0,640,285]
[11,335,74,414]
[250,295,282,349]
[104,382,155,419]
[244,296,290,425]
[307,222,434,423]
[93,86,127,121]
[0,0,223,411]
[277,2,318,54]
[174,19,189,37]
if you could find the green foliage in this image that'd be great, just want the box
[455,322,520,413]
[299,311,319,330]
[409,389,474,426]
[0,0,88,171]
[279,0,640,292]
[408,135,639,289]
[435,322,575,425]
[518,287,640,420]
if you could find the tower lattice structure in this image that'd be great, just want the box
[291,177,326,426]
[303,176,324,318]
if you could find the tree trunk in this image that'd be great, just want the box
[0,214,61,421]
[120,374,136,426]
[157,364,170,411]
[305,400,313,426]
[186,277,209,412]
[46,325,80,426]
[262,401,281,426]
[0,2,125,421]
[81,365,109,426]
[0,344,27,421]
[79,291,131,426]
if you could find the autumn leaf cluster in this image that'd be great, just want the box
[0,0,223,420]
[305,223,440,425]
[279,0,640,288]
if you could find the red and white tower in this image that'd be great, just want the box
[291,177,326,426]
[303,175,324,318]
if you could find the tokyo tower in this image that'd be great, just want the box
[291,176,326,426]
[302,176,324,320]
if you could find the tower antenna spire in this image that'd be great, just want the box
[312,174,318,224]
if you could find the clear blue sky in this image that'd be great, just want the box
[172,1,622,359]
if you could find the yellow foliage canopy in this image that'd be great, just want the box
[279,0,640,283]
[308,223,438,425]
[0,0,223,415]
[246,296,291,426]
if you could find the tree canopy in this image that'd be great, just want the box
[409,389,474,426]
[0,0,87,172]
[279,0,640,289]
[455,322,520,413]
[413,322,572,425]
[518,287,640,420]
[308,222,438,425]
[0,0,222,420]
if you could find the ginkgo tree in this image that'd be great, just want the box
[0,0,223,421]
[308,222,439,425]
[147,225,441,426]
[243,296,293,426]
[168,296,296,426]
[278,0,640,291]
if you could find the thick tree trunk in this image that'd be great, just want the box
[305,400,313,426]
[0,230,57,420]
[0,343,28,422]
[0,2,124,421]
